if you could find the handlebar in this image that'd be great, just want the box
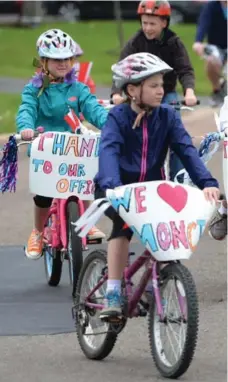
[169,100,200,111]
[169,100,201,106]
[14,133,22,142]
[13,129,41,145]
[198,131,226,163]
[174,130,226,184]
[97,99,114,110]
[13,122,100,145]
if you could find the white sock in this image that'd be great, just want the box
[107,279,121,293]
[218,204,228,216]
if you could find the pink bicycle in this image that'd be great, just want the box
[3,128,103,297]
[43,195,104,296]
[43,196,84,295]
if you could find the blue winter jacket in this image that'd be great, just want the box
[94,103,219,190]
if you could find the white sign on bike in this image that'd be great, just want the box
[106,181,216,261]
[29,132,100,200]
[223,136,228,198]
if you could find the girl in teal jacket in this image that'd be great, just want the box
[16,28,108,260]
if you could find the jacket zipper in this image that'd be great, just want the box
[139,118,148,182]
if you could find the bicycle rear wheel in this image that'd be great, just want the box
[148,262,199,379]
[74,250,118,360]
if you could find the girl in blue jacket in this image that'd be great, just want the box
[16,28,108,260]
[94,52,220,320]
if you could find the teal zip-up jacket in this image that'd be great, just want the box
[16,81,108,133]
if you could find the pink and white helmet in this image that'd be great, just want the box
[36,29,76,59]
[112,53,173,89]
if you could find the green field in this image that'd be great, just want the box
[0,21,210,134]
[0,21,209,93]
[0,93,21,134]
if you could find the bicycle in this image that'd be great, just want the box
[174,111,228,200]
[163,100,200,181]
[0,114,104,296]
[72,179,217,378]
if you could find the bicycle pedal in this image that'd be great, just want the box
[101,314,123,324]
[87,238,102,245]
[139,308,147,317]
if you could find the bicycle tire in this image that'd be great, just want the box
[75,250,118,360]
[148,262,199,379]
[43,217,63,286]
[67,200,83,297]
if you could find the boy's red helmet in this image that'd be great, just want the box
[137,0,171,17]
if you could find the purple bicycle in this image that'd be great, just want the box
[72,179,217,378]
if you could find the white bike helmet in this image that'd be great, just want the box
[36,29,76,59]
[112,53,173,89]
[73,41,84,57]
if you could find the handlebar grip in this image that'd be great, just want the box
[169,100,200,107]
[14,134,22,142]
[13,129,41,143]
[181,100,200,106]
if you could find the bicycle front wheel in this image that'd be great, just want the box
[43,216,63,286]
[148,263,199,379]
[67,200,83,297]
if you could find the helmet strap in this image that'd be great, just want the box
[131,82,153,129]
[136,82,154,113]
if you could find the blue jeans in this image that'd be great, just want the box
[162,92,184,183]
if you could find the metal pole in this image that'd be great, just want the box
[113,1,124,52]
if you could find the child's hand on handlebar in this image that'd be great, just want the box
[21,129,35,141]
[184,89,198,106]
[203,187,220,203]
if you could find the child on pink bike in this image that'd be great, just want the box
[16,28,108,260]
[94,53,220,320]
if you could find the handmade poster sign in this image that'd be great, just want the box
[223,137,228,198]
[29,132,100,200]
[106,181,216,261]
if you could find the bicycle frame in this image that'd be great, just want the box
[84,250,186,321]
[46,196,86,250]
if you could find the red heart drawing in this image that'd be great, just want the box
[157,183,188,212]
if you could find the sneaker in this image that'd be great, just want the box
[208,210,227,241]
[100,289,122,320]
[25,229,44,260]
[87,226,106,240]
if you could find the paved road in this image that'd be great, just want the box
[0,76,213,107]
[0,106,226,381]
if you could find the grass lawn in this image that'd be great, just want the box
[0,93,21,134]
[0,21,211,134]
[0,21,210,95]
